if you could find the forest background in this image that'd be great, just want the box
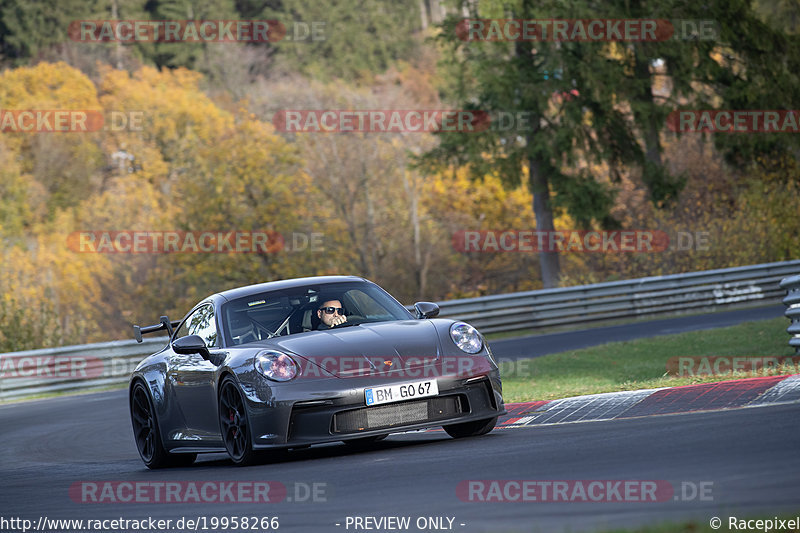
[1,0,798,350]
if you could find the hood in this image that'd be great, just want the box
[270,320,441,377]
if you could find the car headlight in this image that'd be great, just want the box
[450,322,483,354]
[255,350,297,381]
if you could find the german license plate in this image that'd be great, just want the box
[364,380,439,406]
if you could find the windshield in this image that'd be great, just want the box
[220,281,413,346]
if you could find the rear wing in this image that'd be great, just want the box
[133,316,181,343]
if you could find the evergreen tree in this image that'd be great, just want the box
[262,0,423,81]
[419,0,800,287]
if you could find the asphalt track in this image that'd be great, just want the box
[1,304,797,533]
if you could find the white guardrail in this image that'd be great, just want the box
[780,273,800,354]
[1,259,798,401]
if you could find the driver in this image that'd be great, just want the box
[316,299,347,329]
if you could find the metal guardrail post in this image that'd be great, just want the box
[780,274,800,354]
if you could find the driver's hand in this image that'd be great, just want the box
[331,314,347,326]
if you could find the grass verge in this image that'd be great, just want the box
[498,317,796,403]
[483,304,780,341]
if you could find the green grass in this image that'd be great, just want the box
[498,317,797,403]
[483,304,778,341]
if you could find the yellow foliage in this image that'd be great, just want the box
[0,62,797,348]
[0,61,99,108]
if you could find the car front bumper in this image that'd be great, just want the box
[245,370,504,449]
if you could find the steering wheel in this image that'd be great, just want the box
[333,314,366,327]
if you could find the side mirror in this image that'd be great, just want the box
[414,301,440,319]
[172,334,210,359]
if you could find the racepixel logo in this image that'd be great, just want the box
[666,356,800,377]
[457,480,713,502]
[66,231,325,253]
[456,19,719,42]
[453,230,670,253]
[667,110,800,133]
[70,481,328,504]
[0,110,144,133]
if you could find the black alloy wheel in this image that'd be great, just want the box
[219,377,260,466]
[130,381,195,468]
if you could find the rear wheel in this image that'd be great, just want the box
[219,377,260,466]
[130,381,196,468]
[443,416,498,439]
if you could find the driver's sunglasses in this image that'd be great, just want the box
[319,306,345,315]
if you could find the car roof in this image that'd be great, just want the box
[215,275,369,301]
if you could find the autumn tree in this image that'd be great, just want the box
[420,0,800,288]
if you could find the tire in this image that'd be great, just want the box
[443,416,498,439]
[130,381,196,469]
[218,376,260,466]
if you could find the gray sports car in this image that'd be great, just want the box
[129,276,504,467]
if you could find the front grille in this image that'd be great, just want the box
[333,396,465,434]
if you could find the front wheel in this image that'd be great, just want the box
[443,416,498,439]
[130,381,196,468]
[219,377,260,466]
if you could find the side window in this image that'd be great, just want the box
[174,304,218,348]
[346,289,391,319]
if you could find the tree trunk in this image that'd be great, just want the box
[418,0,429,30]
[111,0,122,69]
[633,52,663,169]
[528,151,560,288]
[363,176,378,279]
[402,168,427,299]
[516,0,560,288]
